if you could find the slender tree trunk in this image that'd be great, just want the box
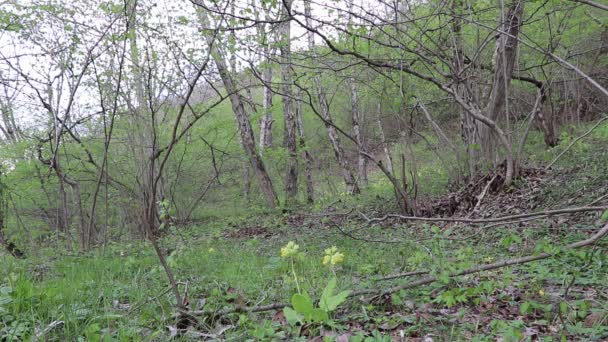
[346,0,367,185]
[259,51,274,150]
[478,0,523,164]
[304,0,360,194]
[279,0,298,204]
[255,0,275,151]
[349,77,367,185]
[376,104,394,174]
[296,89,314,203]
[200,12,278,208]
[319,91,360,194]
[451,0,479,177]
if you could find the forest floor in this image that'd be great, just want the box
[1,125,608,341]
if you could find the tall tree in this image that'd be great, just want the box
[478,0,524,165]
[199,10,278,208]
[303,0,360,194]
[279,0,298,203]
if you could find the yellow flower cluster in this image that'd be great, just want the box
[280,241,300,257]
[322,246,344,265]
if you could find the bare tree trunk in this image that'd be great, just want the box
[66,180,87,251]
[376,104,394,173]
[304,0,360,194]
[296,89,314,203]
[279,0,298,204]
[319,91,360,194]
[200,12,278,208]
[450,0,479,177]
[349,77,367,185]
[255,0,275,151]
[346,1,367,185]
[478,0,523,164]
[55,165,72,251]
[259,52,274,150]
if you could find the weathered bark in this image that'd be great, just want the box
[279,0,298,204]
[450,0,479,176]
[259,61,274,150]
[200,12,278,208]
[478,0,524,163]
[319,90,360,194]
[304,0,360,194]
[296,89,314,203]
[376,104,394,174]
[255,0,275,150]
[348,77,367,185]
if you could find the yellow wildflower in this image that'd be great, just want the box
[323,246,345,265]
[208,248,215,253]
[331,252,344,265]
[280,241,299,258]
[539,289,545,296]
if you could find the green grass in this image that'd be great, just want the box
[1,122,607,340]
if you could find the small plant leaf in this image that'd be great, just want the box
[309,308,329,323]
[320,277,351,312]
[291,294,313,315]
[283,307,302,326]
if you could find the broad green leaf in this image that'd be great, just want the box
[326,290,351,312]
[291,294,313,315]
[320,278,337,306]
[320,277,351,312]
[309,308,329,323]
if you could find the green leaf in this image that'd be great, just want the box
[309,308,329,323]
[520,302,531,314]
[319,277,351,312]
[560,302,568,315]
[283,307,302,326]
[327,290,351,311]
[291,294,313,315]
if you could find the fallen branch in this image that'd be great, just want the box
[375,270,429,281]
[33,320,64,341]
[351,222,608,298]
[194,223,608,317]
[364,206,606,224]
[471,174,498,215]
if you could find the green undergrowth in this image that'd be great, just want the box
[1,122,607,340]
